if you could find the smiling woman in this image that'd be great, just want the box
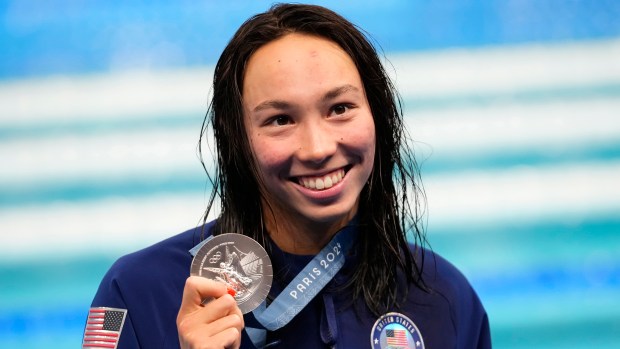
[243,33,376,253]
[86,4,490,349]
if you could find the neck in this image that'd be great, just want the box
[263,210,354,255]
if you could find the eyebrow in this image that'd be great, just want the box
[252,84,361,113]
[322,84,360,103]
[253,99,292,113]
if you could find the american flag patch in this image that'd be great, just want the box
[82,307,127,349]
[386,328,409,348]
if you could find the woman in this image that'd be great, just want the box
[85,4,490,349]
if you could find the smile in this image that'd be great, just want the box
[296,168,346,190]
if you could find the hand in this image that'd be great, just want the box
[177,276,244,349]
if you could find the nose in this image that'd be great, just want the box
[296,120,336,165]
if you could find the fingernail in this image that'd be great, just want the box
[227,287,236,297]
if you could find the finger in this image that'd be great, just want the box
[201,286,236,306]
[201,313,244,338]
[229,296,244,329]
[200,293,240,324]
[208,327,242,349]
[178,288,242,332]
[179,321,242,349]
[179,276,227,315]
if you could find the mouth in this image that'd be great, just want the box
[293,166,349,191]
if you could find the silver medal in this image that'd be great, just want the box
[191,233,273,314]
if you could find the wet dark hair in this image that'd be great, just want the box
[199,3,427,315]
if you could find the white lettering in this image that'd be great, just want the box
[334,245,340,255]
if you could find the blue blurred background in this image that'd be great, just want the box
[1,1,619,348]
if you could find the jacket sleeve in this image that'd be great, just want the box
[458,276,492,349]
[83,265,141,349]
[428,250,492,349]
[476,311,492,349]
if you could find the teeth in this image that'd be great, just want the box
[316,178,325,190]
[298,168,345,191]
[324,176,333,188]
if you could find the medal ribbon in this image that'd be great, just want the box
[189,223,357,332]
[251,224,356,331]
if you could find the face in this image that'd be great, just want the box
[242,33,376,232]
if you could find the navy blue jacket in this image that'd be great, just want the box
[87,221,491,348]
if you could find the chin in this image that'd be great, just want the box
[298,204,357,227]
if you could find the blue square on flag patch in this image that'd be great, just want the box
[82,307,127,349]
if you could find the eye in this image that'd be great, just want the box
[330,103,353,116]
[267,114,292,126]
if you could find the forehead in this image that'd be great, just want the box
[248,32,353,64]
[242,33,362,103]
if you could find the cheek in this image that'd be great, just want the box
[250,137,288,175]
[356,122,376,175]
[349,119,376,156]
[367,124,377,151]
[368,135,376,160]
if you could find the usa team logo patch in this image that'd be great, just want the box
[371,312,424,349]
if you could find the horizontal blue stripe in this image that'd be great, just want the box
[0,173,207,207]
[428,217,620,283]
[474,261,620,298]
[0,305,87,347]
[419,144,620,174]
[0,112,202,141]
[0,255,115,309]
[1,0,619,79]
[491,314,620,349]
[403,82,620,111]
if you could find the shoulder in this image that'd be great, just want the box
[416,247,485,314]
[93,221,216,304]
[409,246,491,348]
[111,224,206,280]
[417,248,475,298]
[116,222,211,268]
[87,221,217,348]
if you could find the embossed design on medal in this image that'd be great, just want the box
[191,233,273,314]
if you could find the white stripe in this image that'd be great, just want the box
[0,68,214,125]
[387,38,620,97]
[406,98,620,155]
[0,193,220,261]
[424,161,620,229]
[0,128,215,183]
